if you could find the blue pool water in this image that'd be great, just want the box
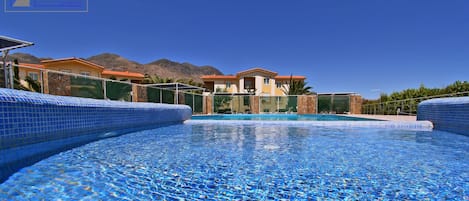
[1,123,468,200]
[192,114,378,121]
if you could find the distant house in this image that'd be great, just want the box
[201,68,306,96]
[18,57,144,83]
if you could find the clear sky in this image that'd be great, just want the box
[2,0,468,99]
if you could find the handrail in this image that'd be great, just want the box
[361,91,469,115]
[363,91,469,106]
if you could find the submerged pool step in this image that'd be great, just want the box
[186,120,434,131]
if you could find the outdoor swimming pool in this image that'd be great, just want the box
[1,122,467,200]
[192,114,377,121]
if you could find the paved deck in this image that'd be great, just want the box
[343,114,417,121]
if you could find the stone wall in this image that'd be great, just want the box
[136,85,148,102]
[297,95,317,114]
[47,72,71,96]
[350,95,362,114]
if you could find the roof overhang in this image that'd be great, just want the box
[41,57,105,70]
[0,36,34,53]
[236,68,278,77]
[201,75,237,80]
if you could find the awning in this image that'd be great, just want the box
[1,36,34,88]
[0,36,34,52]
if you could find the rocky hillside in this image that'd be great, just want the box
[5,53,51,64]
[7,53,223,83]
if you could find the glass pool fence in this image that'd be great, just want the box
[210,94,357,114]
[212,95,300,114]
[361,91,469,115]
[0,62,205,114]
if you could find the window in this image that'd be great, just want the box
[264,78,270,84]
[28,72,39,81]
[226,81,231,88]
[80,71,91,76]
[276,81,282,88]
[244,79,254,89]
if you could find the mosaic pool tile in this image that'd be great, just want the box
[418,97,469,136]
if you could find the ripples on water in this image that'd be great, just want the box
[1,124,468,200]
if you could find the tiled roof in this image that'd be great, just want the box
[102,70,144,78]
[236,68,278,76]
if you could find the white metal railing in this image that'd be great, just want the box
[362,91,469,115]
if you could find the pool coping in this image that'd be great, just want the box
[185,120,434,131]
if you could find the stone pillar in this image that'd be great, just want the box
[310,95,317,114]
[136,85,148,102]
[250,96,260,114]
[42,71,49,94]
[204,96,213,114]
[350,95,362,114]
[132,84,138,102]
[297,95,317,114]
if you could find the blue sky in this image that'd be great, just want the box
[2,0,468,98]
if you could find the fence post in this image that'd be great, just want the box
[40,70,44,93]
[8,62,14,89]
[103,80,107,100]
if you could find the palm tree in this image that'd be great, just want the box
[282,75,313,95]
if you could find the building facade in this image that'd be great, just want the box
[201,68,306,96]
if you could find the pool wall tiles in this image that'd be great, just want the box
[0,88,192,149]
[417,97,469,136]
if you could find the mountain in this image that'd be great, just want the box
[7,53,223,83]
[87,53,142,72]
[5,53,51,64]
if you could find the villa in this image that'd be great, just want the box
[201,67,306,96]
